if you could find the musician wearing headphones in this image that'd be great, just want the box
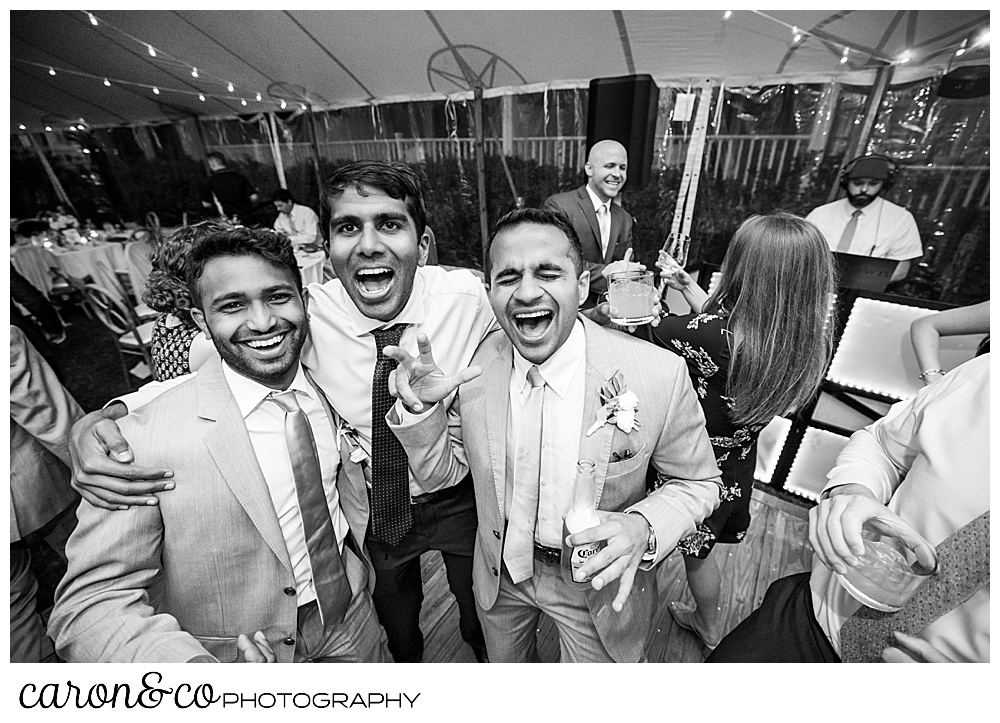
[806,155,922,283]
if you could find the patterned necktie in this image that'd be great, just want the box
[270,390,351,626]
[503,365,546,584]
[839,510,990,663]
[836,209,863,253]
[370,324,412,545]
[597,203,611,257]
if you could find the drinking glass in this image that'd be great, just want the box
[607,270,657,325]
[835,517,938,612]
[662,232,691,268]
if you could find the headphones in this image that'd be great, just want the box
[839,154,899,192]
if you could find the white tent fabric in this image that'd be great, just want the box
[10,9,990,132]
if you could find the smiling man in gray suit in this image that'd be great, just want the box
[543,139,634,307]
[384,208,721,662]
[49,228,396,663]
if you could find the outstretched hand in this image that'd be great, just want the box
[385,333,482,413]
[656,251,696,291]
[565,510,650,613]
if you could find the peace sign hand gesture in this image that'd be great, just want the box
[385,333,483,413]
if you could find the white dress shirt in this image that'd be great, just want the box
[811,354,989,662]
[273,203,320,248]
[221,361,349,608]
[585,184,611,257]
[806,196,922,261]
[116,267,497,498]
[508,320,586,548]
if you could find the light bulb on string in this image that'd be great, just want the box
[723,11,732,20]
[147,44,156,57]
[199,94,206,102]
[792,27,803,45]
[300,103,307,111]
[227,81,234,93]
[69,125,77,131]
[103,77,111,87]
[897,51,911,64]
[19,124,26,130]
[48,67,56,75]
[955,38,968,56]
[87,12,98,26]
[840,47,850,64]
[280,99,287,109]
[241,98,247,106]
[974,29,990,47]
[191,67,199,78]
[256,92,262,101]
[45,126,52,132]
[152,86,160,94]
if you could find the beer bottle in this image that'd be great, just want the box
[563,459,604,583]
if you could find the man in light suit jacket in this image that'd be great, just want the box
[49,227,398,663]
[385,208,722,662]
[10,325,83,663]
[543,139,634,307]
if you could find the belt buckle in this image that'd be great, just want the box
[532,543,561,565]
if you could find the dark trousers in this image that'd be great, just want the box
[706,572,841,663]
[365,474,484,663]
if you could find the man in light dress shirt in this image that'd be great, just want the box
[384,208,723,662]
[543,139,634,307]
[708,353,989,663]
[805,155,922,283]
[65,162,492,664]
[272,188,321,249]
[49,227,391,662]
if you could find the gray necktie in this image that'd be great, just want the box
[271,390,352,627]
[839,510,989,663]
[503,366,546,584]
[836,209,863,253]
[597,203,611,257]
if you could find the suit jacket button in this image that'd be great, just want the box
[493,530,501,539]
[283,637,295,646]
[491,566,498,576]
[283,586,296,596]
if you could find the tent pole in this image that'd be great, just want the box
[306,105,326,204]
[828,64,895,203]
[474,85,489,267]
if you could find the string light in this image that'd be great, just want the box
[191,67,198,78]
[48,66,56,75]
[69,125,77,131]
[300,103,307,111]
[974,29,990,47]
[147,44,156,57]
[255,92,262,101]
[103,77,111,86]
[723,11,732,20]
[18,124,26,130]
[227,81,234,92]
[198,94,206,101]
[241,98,247,106]
[152,86,160,94]
[897,51,911,64]
[841,47,850,64]
[792,26,803,45]
[955,38,968,56]
[280,99,287,109]
[83,149,91,154]
[87,12,98,26]
[45,126,52,131]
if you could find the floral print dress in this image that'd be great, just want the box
[652,312,764,558]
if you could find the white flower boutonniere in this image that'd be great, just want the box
[586,373,641,436]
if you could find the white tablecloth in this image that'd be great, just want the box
[296,251,326,286]
[11,241,128,301]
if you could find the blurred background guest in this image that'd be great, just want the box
[200,152,259,224]
[10,325,84,663]
[272,188,321,249]
[10,264,67,379]
[910,299,990,385]
[652,213,836,650]
[143,221,230,381]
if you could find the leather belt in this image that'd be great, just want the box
[532,543,562,565]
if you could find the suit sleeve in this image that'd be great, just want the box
[49,418,215,663]
[9,325,83,466]
[387,396,470,495]
[626,357,722,566]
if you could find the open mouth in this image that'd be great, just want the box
[513,309,553,339]
[355,267,395,298]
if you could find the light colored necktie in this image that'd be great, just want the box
[270,390,352,627]
[839,510,990,663]
[370,324,412,545]
[597,203,611,257]
[503,366,546,584]
[836,209,863,253]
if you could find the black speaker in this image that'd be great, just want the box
[586,74,660,188]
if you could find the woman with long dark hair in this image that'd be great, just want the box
[652,212,836,649]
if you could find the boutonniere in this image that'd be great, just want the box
[586,372,640,436]
[339,422,369,466]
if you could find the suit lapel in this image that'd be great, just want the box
[575,186,603,261]
[577,318,620,506]
[197,358,292,573]
[604,204,623,264]
[481,335,513,519]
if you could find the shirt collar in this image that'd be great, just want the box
[221,360,317,419]
[585,184,608,213]
[844,196,883,217]
[342,267,427,337]
[511,319,586,400]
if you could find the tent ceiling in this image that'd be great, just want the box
[10,9,991,133]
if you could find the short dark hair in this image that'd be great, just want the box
[485,207,584,280]
[272,188,294,204]
[186,227,303,309]
[205,151,227,167]
[320,161,427,241]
